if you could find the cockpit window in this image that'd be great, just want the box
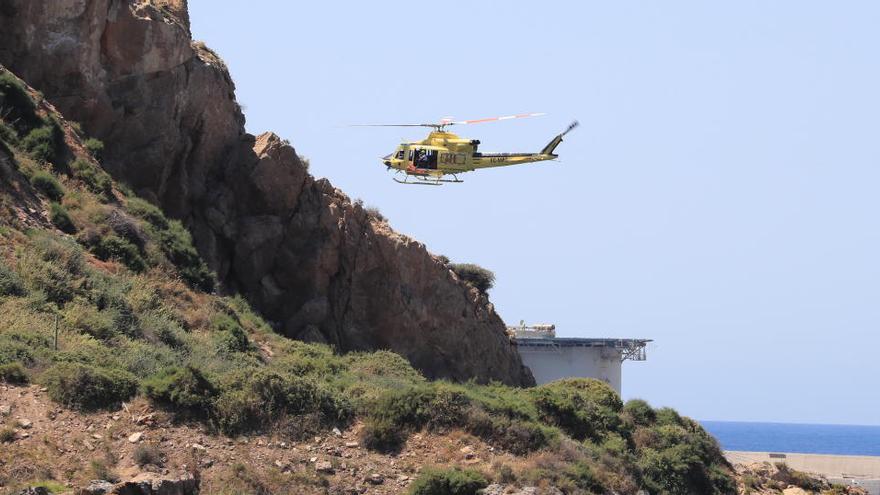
[395,150,404,159]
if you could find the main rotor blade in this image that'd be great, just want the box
[349,123,436,128]
[445,112,546,126]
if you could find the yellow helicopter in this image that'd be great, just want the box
[356,113,578,185]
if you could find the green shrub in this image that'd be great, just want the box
[126,197,168,229]
[408,467,487,495]
[463,409,555,455]
[655,407,684,427]
[0,70,41,133]
[212,388,262,434]
[133,444,164,467]
[84,138,105,160]
[0,427,15,443]
[86,234,146,272]
[529,378,622,442]
[0,262,25,296]
[365,205,386,222]
[0,121,18,146]
[367,384,438,430]
[0,362,28,384]
[213,313,250,354]
[42,362,138,410]
[21,122,62,164]
[360,417,406,453]
[361,384,469,452]
[125,198,215,291]
[106,209,146,248]
[70,158,112,198]
[624,398,656,426]
[561,462,605,493]
[17,233,86,304]
[89,459,119,483]
[30,171,64,201]
[0,333,42,366]
[159,219,215,292]
[298,154,310,170]
[139,312,187,349]
[49,202,76,234]
[142,366,217,415]
[638,443,722,495]
[213,370,353,435]
[449,263,495,293]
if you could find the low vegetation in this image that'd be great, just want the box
[133,444,164,467]
[408,467,488,495]
[30,172,64,201]
[0,361,28,384]
[449,262,495,293]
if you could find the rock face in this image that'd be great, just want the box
[0,0,533,385]
[77,474,198,495]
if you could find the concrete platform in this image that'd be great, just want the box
[726,451,880,495]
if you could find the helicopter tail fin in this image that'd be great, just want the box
[541,120,579,156]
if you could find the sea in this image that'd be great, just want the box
[700,421,880,456]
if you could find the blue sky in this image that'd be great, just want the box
[189,1,880,425]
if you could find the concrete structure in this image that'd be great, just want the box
[726,451,880,495]
[509,323,650,394]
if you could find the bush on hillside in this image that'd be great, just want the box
[106,209,146,248]
[125,197,168,229]
[77,224,146,273]
[70,158,112,199]
[529,378,622,442]
[408,467,487,495]
[0,121,18,146]
[366,384,443,430]
[360,417,407,453]
[623,398,656,426]
[142,365,217,415]
[62,302,117,340]
[17,233,86,304]
[30,171,64,201]
[365,205,386,222]
[50,202,77,233]
[21,122,63,164]
[0,362,28,384]
[0,332,46,367]
[0,70,42,133]
[160,219,215,291]
[42,362,138,410]
[213,370,353,435]
[448,263,495,293]
[0,262,25,296]
[133,444,164,467]
[84,137,105,160]
[212,313,250,354]
[463,411,555,455]
[124,197,216,291]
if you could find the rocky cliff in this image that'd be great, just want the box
[0,0,533,385]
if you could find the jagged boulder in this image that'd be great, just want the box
[76,474,198,495]
[0,0,533,385]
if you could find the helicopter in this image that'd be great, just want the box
[356,113,578,185]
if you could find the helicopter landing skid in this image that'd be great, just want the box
[393,173,463,186]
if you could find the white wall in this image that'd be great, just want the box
[518,345,623,393]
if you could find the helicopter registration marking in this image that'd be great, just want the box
[439,153,467,166]
[489,156,508,163]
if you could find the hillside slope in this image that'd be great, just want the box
[0,67,742,494]
[0,0,532,386]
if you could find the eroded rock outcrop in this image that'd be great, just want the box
[0,0,533,385]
